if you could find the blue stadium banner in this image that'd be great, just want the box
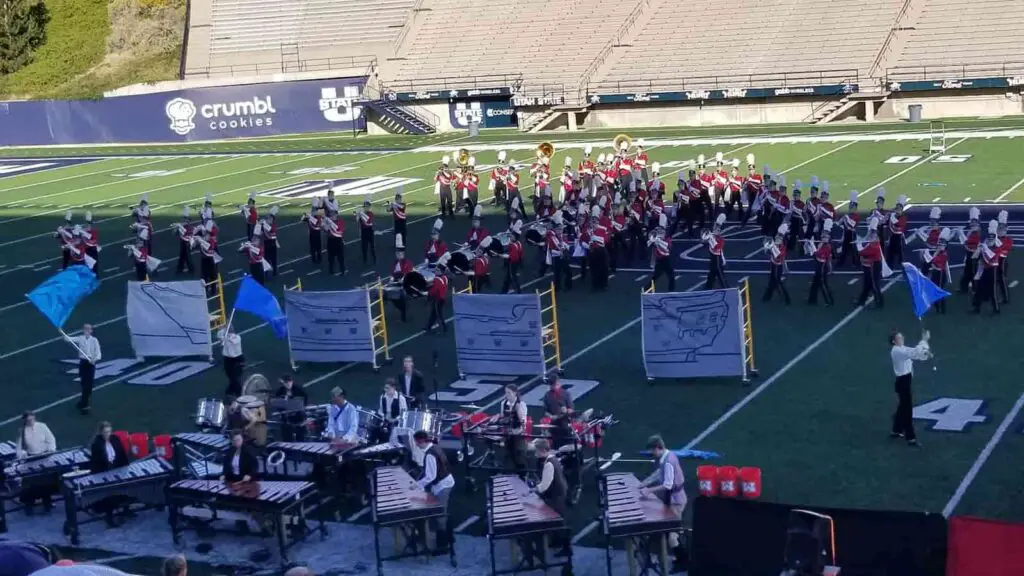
[448,100,517,129]
[589,83,858,105]
[641,289,745,379]
[453,293,545,376]
[389,87,512,102]
[0,76,367,146]
[284,289,375,364]
[887,76,1024,92]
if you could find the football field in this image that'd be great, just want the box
[1,119,1023,571]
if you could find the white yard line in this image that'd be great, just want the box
[942,391,1024,518]
[0,157,165,197]
[455,515,480,533]
[994,177,1024,203]
[847,277,859,285]
[778,141,857,174]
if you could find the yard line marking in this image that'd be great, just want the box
[742,244,765,259]
[778,141,857,174]
[995,177,1024,203]
[634,275,648,282]
[306,270,321,276]
[278,269,295,276]
[32,266,50,272]
[0,157,164,196]
[347,506,371,522]
[455,515,480,533]
[682,279,899,452]
[933,197,941,202]
[572,521,600,544]
[942,391,1024,518]
[361,270,376,277]
[847,277,859,285]
[229,268,242,275]
[838,139,968,211]
[103,267,119,273]
[963,197,971,202]
[1010,280,1019,289]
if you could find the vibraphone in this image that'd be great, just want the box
[486,474,572,576]
[61,455,173,545]
[171,433,229,479]
[370,466,452,576]
[0,447,90,533]
[0,441,16,463]
[599,472,683,576]
[168,479,325,565]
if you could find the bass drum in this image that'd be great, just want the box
[402,266,435,297]
[449,248,475,274]
[524,223,547,246]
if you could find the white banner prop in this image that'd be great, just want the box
[127,280,212,358]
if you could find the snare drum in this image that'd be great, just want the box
[398,410,443,439]
[195,398,226,429]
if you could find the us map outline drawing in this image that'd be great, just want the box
[641,289,745,378]
[284,290,375,363]
[126,281,212,357]
[453,294,545,376]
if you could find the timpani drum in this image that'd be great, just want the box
[195,398,226,429]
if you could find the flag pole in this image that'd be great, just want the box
[58,328,93,364]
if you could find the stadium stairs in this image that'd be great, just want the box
[363,97,437,134]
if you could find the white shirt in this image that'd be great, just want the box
[16,422,56,457]
[403,372,413,396]
[501,397,528,434]
[536,457,555,493]
[416,443,455,495]
[70,335,101,363]
[105,441,116,463]
[379,393,407,419]
[891,340,930,376]
[231,452,240,476]
[327,402,359,441]
[218,330,243,358]
[658,452,676,490]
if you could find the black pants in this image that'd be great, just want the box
[78,360,95,409]
[856,263,884,307]
[763,263,790,304]
[134,262,147,281]
[551,257,571,292]
[502,260,522,293]
[224,355,244,398]
[726,190,744,222]
[808,262,833,305]
[86,246,99,276]
[439,191,454,217]
[360,228,376,264]
[997,258,1010,303]
[589,245,609,290]
[394,218,407,242]
[200,256,217,293]
[891,374,916,441]
[471,274,489,294]
[836,237,859,269]
[265,242,278,276]
[972,267,1000,313]
[426,299,447,333]
[687,198,703,236]
[704,255,727,290]
[609,233,626,272]
[885,234,905,269]
[928,267,947,314]
[391,296,407,322]
[246,223,255,241]
[177,241,194,274]
[309,230,322,265]
[959,257,977,293]
[627,224,645,265]
[786,220,803,253]
[62,250,70,270]
[326,236,345,274]
[652,257,675,292]
[507,435,527,477]
[249,262,265,285]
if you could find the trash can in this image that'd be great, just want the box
[468,120,480,137]
[908,104,923,122]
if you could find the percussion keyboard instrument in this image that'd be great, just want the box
[266,441,354,466]
[2,448,90,488]
[347,442,405,461]
[371,466,443,525]
[172,433,229,451]
[601,473,681,538]
[487,475,564,538]
[169,479,317,513]
[0,441,16,462]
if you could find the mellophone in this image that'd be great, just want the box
[0,447,91,533]
[167,479,325,565]
[486,474,572,576]
[599,472,684,576]
[61,454,173,545]
[370,466,453,576]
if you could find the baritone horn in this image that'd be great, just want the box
[537,141,554,159]
[613,134,632,152]
[457,148,471,167]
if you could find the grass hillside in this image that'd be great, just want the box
[0,0,185,99]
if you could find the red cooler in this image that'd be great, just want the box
[717,466,740,497]
[697,465,719,497]
[740,467,762,499]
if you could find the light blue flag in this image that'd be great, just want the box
[901,263,951,318]
[25,266,100,328]
[232,276,287,339]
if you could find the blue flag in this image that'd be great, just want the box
[902,263,950,318]
[25,266,100,328]
[233,276,287,339]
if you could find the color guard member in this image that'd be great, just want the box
[889,330,931,447]
[763,223,790,304]
[65,324,100,415]
[856,217,884,308]
[218,324,244,398]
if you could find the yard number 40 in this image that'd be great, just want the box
[913,398,988,432]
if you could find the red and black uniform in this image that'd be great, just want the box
[997,235,1013,304]
[924,248,949,314]
[816,201,836,237]
[462,172,481,216]
[634,152,649,180]
[588,220,611,290]
[856,239,884,307]
[704,231,727,289]
[426,274,449,334]
[974,239,1001,314]
[470,253,490,293]
[789,198,806,252]
[436,168,455,217]
[684,177,705,234]
[358,209,376,265]
[808,240,834,306]
[264,220,279,276]
[56,226,75,270]
[68,238,87,267]
[389,201,407,240]
[698,171,714,213]
[246,242,266,285]
[390,257,414,321]
[650,230,675,292]
[426,238,448,264]
[579,158,597,195]
[959,228,981,293]
[627,198,646,263]
[505,172,521,213]
[243,205,258,240]
[763,241,790,304]
[610,211,627,272]
[490,165,509,205]
[726,173,744,221]
[326,215,346,275]
[199,235,219,290]
[713,169,728,208]
[465,226,489,251]
[176,222,194,275]
[836,212,861,268]
[130,245,148,281]
[80,227,99,275]
[542,226,571,292]
[742,172,763,226]
[535,203,556,220]
[305,212,323,265]
[501,235,524,294]
[885,212,907,268]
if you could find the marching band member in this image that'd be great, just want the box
[301,198,324,266]
[263,206,280,277]
[712,153,729,210]
[56,211,75,269]
[836,192,861,269]
[610,193,626,273]
[973,219,1002,314]
[763,223,791,304]
[398,355,426,409]
[500,219,524,294]
[535,193,556,220]
[15,411,58,513]
[642,435,688,573]
[498,383,529,476]
[617,140,634,192]
[131,194,154,254]
[889,330,931,447]
[274,375,308,441]
[681,169,703,237]
[357,196,376,265]
[391,235,413,322]
[755,170,776,238]
[856,217,885,308]
[741,155,762,227]
[413,430,455,554]
[543,211,571,292]
[647,163,666,225]
[807,219,835,306]
[80,212,100,276]
[466,205,489,250]
[241,192,258,240]
[505,164,522,215]
[815,182,835,239]
[175,207,195,275]
[957,207,982,294]
[435,156,455,217]
[377,379,407,443]
[560,157,576,205]
[66,324,101,415]
[789,183,806,253]
[425,254,451,334]
[326,387,360,444]
[541,377,574,448]
[194,223,221,294]
[384,191,407,241]
[725,159,744,222]
[463,156,480,216]
[574,201,591,280]
[996,210,1012,304]
[696,155,713,215]
[589,205,610,291]
[885,195,908,268]
[648,213,675,292]
[770,176,790,238]
[426,219,448,264]
[470,238,492,293]
[579,146,597,198]
[626,190,646,264]
[911,207,943,251]
[240,234,270,285]
[703,214,728,289]
[871,189,888,246]
[803,177,820,240]
[634,139,650,184]
[921,228,952,315]
[532,439,572,558]
[201,193,215,223]
[490,151,509,207]
[66,229,87,269]
[89,421,129,474]
[324,188,339,216]
[221,430,258,483]
[128,238,150,281]
[324,209,346,276]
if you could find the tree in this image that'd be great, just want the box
[0,0,48,75]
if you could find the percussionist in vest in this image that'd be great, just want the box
[497,384,529,476]
[542,377,574,449]
[274,375,308,441]
[413,430,455,554]
[532,440,572,557]
[642,435,688,573]
[377,379,407,443]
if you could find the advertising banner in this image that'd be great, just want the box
[0,76,367,146]
[448,100,517,129]
[588,83,858,104]
[887,76,1024,92]
[390,86,512,101]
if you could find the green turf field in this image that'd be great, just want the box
[1,120,1023,569]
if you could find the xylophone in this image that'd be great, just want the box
[167,479,324,565]
[265,441,352,467]
[599,472,683,576]
[347,441,406,462]
[0,447,90,533]
[486,474,572,576]
[61,455,173,545]
[171,433,229,480]
[0,441,16,463]
[370,466,451,576]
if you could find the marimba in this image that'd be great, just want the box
[0,441,16,463]
[599,472,683,576]
[0,447,90,533]
[167,479,325,565]
[486,474,571,576]
[370,466,452,576]
[171,433,229,480]
[61,455,173,545]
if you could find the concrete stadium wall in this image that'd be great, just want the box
[585,98,832,128]
[878,90,1024,121]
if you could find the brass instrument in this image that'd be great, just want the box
[613,134,632,153]
[457,148,471,167]
[537,142,554,159]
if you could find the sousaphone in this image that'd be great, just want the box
[537,141,555,159]
[457,148,471,167]
[613,134,632,152]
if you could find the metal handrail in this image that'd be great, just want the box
[885,61,1024,82]
[576,0,651,104]
[868,0,915,78]
[384,73,523,93]
[392,0,428,53]
[186,54,378,79]
[586,69,860,95]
